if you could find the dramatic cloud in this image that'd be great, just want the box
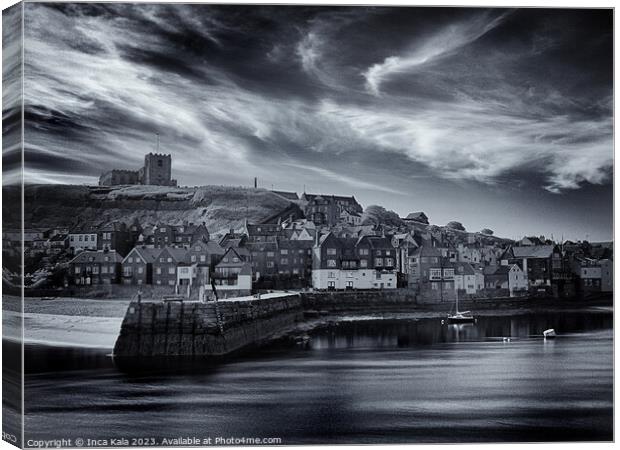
[363,10,511,96]
[11,4,613,239]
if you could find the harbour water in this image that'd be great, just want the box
[23,309,613,444]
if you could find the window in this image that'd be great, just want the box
[167,257,172,263]
[233,257,239,263]
[156,268,162,274]
[327,248,337,255]
[168,280,175,286]
[109,265,115,273]
[346,281,353,288]
[281,249,288,255]
[375,258,383,267]
[385,258,393,267]
[200,255,206,262]
[128,257,133,263]
[443,269,454,279]
[159,257,165,262]
[421,257,428,263]
[267,261,275,268]
[385,250,391,256]
[281,258,288,265]
[75,267,80,274]
[267,251,275,257]
[191,255,196,262]
[123,267,131,276]
[92,266,99,274]
[360,260,368,268]
[156,280,161,285]
[102,266,109,274]
[79,236,83,242]
[376,250,382,256]
[430,269,442,280]
[431,282,438,290]
[168,267,175,274]
[138,267,143,274]
[104,256,109,262]
[328,272,335,278]
[194,246,201,251]
[327,259,337,267]
[328,281,336,288]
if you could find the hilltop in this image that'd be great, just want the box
[5,183,515,245]
[7,184,294,236]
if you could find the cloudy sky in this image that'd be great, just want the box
[14,4,614,240]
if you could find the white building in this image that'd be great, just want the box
[312,268,396,290]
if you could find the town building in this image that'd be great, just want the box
[98,221,132,256]
[69,250,123,285]
[152,247,188,286]
[300,193,363,227]
[340,209,362,226]
[311,233,397,290]
[121,247,160,285]
[453,262,483,295]
[403,212,429,225]
[212,248,252,294]
[500,245,562,287]
[484,264,528,296]
[68,225,98,253]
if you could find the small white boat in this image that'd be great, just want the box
[543,329,557,339]
[447,291,475,324]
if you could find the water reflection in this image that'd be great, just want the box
[23,310,613,444]
[308,311,612,350]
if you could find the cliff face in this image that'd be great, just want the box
[9,184,292,235]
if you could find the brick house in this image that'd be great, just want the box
[152,247,188,286]
[69,250,123,285]
[98,221,132,256]
[121,246,160,285]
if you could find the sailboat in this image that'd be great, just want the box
[447,290,475,323]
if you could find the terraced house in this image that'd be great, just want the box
[121,247,160,285]
[152,247,188,286]
[311,232,397,290]
[69,249,123,285]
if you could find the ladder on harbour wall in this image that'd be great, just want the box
[210,279,225,335]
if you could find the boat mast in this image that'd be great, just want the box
[455,289,459,315]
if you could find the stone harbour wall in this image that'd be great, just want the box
[113,294,303,357]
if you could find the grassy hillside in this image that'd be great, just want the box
[9,184,293,236]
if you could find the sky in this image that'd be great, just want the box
[7,4,614,241]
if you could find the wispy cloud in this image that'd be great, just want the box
[282,162,404,195]
[17,4,613,221]
[363,11,511,96]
